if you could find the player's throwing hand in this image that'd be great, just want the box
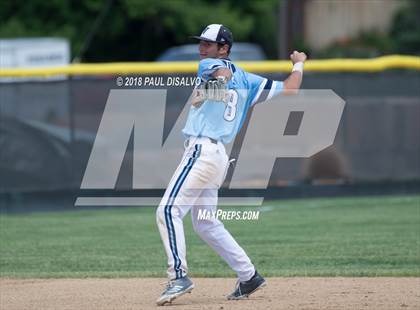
[282,51,307,93]
[290,50,307,64]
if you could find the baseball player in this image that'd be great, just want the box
[156,24,306,306]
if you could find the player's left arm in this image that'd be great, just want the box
[282,51,307,95]
[191,60,232,107]
[211,68,232,81]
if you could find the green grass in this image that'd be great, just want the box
[1,195,419,278]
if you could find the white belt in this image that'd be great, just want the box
[185,136,221,148]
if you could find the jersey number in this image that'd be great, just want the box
[224,90,238,122]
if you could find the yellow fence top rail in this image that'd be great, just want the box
[0,55,419,77]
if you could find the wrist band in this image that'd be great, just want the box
[292,62,304,73]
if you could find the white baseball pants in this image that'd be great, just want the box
[156,136,255,281]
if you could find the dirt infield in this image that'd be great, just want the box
[1,277,419,310]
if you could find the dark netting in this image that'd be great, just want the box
[0,71,419,192]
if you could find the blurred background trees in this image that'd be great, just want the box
[314,0,420,58]
[0,0,418,62]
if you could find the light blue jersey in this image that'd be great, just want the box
[182,58,284,144]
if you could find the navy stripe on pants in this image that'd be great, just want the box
[164,144,201,279]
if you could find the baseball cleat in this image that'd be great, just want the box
[156,276,194,306]
[227,270,266,300]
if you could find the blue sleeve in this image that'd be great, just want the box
[246,72,284,106]
[198,58,227,81]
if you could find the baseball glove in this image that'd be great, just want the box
[191,76,228,107]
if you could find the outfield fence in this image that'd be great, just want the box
[0,55,419,193]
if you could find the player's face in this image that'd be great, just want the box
[198,41,221,59]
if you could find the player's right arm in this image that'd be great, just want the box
[282,51,307,95]
[247,50,307,105]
